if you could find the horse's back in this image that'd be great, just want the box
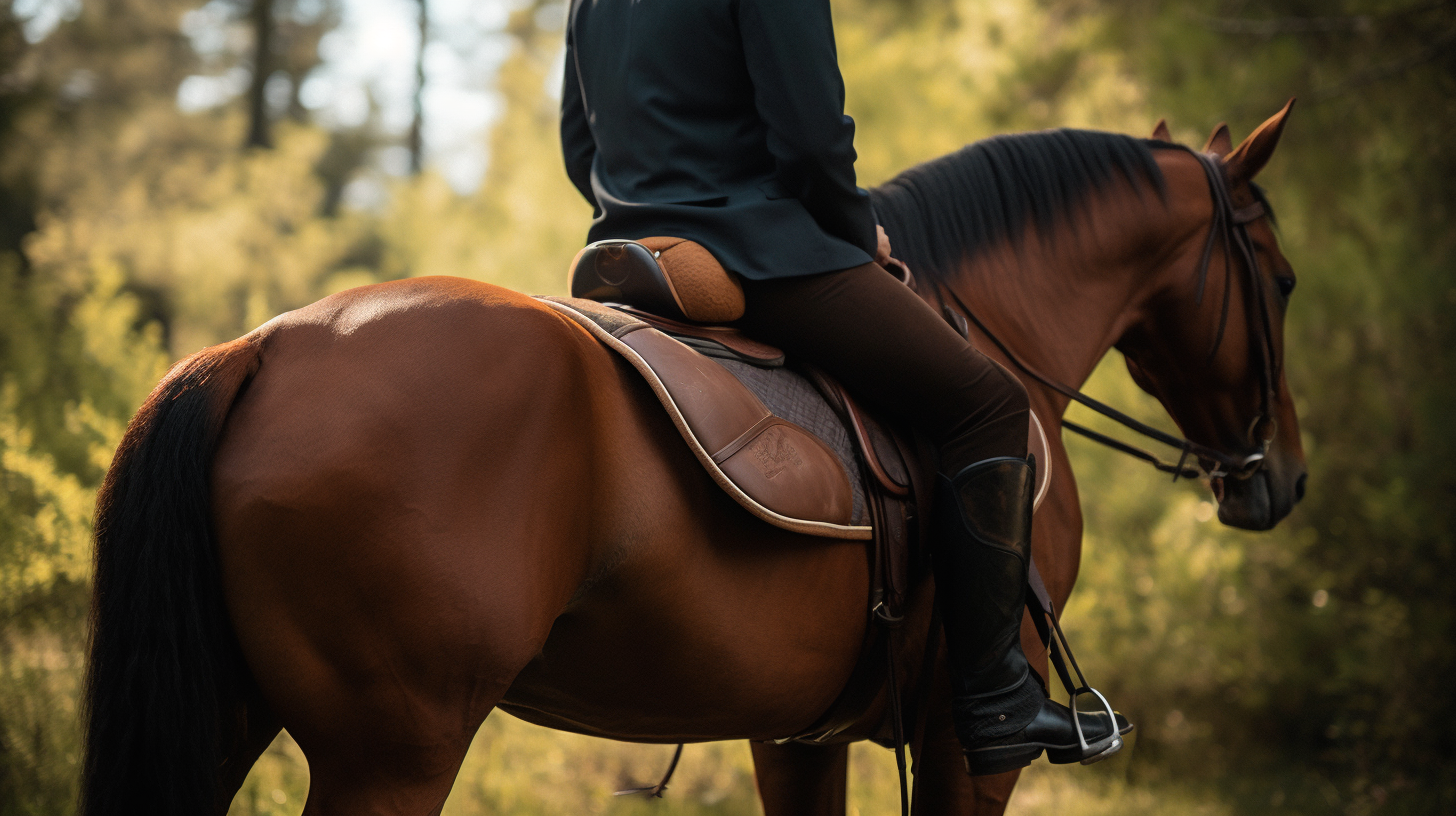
[210,278,621,762]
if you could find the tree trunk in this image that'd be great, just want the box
[246,0,276,149]
[408,0,427,174]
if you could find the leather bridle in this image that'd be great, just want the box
[938,147,1282,483]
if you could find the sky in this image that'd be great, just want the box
[302,0,522,189]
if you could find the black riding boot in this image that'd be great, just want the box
[933,457,1132,776]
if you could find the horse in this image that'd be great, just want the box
[81,102,1305,816]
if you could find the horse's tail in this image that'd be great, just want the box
[81,336,264,816]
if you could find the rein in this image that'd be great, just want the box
[937,148,1279,482]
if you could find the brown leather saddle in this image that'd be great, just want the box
[561,240,922,506]
[541,237,1054,745]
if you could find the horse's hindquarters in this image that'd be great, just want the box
[210,280,622,806]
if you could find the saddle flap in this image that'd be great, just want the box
[805,370,912,497]
[541,297,867,539]
[617,328,854,526]
[569,238,746,324]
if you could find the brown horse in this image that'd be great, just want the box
[81,104,1304,816]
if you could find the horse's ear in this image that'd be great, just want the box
[1224,98,1296,184]
[1203,123,1233,157]
[1151,119,1172,142]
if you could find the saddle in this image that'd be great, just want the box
[555,237,1053,534]
[542,237,1054,743]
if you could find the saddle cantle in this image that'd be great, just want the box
[570,237,746,323]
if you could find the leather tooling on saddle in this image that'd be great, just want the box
[540,295,873,539]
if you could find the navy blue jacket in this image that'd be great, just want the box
[562,0,877,280]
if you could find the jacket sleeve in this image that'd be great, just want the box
[737,0,877,256]
[560,22,599,213]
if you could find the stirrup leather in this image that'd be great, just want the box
[1025,560,1124,764]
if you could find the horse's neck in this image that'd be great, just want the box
[949,250,1143,396]
[948,183,1192,406]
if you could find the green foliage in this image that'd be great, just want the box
[373,1,591,299]
[839,0,1152,183]
[0,246,167,815]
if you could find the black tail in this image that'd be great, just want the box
[81,337,264,816]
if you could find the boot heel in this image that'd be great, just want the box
[962,744,1044,776]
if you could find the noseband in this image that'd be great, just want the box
[939,148,1281,482]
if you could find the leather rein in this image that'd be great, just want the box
[937,148,1281,483]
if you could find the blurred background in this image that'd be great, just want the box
[0,0,1452,813]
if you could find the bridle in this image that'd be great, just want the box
[937,147,1282,483]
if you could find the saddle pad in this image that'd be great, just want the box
[540,297,872,540]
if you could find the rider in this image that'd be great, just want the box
[561,0,1126,775]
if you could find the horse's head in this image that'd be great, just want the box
[1120,101,1306,531]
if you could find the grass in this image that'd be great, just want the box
[226,716,1248,815]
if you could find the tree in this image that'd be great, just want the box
[245,0,275,148]
[409,0,427,175]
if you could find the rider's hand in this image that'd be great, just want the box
[875,225,892,266]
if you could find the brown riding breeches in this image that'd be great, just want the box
[735,263,1029,474]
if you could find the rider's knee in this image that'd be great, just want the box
[986,359,1030,416]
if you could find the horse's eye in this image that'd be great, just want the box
[1276,276,1296,298]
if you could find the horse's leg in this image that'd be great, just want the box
[908,629,1040,815]
[249,490,573,816]
[220,495,567,816]
[751,741,849,815]
[266,501,567,816]
[911,717,1019,814]
[296,703,485,816]
[215,687,283,814]
[221,490,571,814]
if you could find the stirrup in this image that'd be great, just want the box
[1058,686,1122,765]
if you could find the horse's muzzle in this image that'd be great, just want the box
[1213,461,1305,531]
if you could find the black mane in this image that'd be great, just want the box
[870,129,1170,282]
